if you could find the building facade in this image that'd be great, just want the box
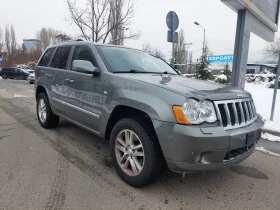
[23,39,43,52]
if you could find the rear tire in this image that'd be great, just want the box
[2,74,7,79]
[37,92,59,128]
[109,117,164,187]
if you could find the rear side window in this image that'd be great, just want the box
[38,48,55,67]
[51,46,71,69]
[71,46,97,69]
[2,68,11,72]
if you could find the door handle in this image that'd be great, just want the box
[45,74,52,78]
[65,78,75,84]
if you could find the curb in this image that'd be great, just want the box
[263,129,280,137]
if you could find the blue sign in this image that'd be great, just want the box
[208,55,234,63]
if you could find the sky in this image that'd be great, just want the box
[0,0,277,63]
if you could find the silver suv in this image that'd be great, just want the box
[35,41,264,187]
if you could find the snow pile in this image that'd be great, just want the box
[245,83,280,132]
[182,74,195,78]
[261,133,280,143]
[216,74,227,80]
[255,147,280,157]
[245,70,278,88]
[16,61,37,70]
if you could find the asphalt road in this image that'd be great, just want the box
[0,79,280,210]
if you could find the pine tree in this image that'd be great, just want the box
[194,44,214,80]
[216,63,232,84]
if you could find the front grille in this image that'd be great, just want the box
[214,98,257,130]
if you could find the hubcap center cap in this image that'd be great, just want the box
[127,148,133,155]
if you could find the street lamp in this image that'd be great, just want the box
[194,21,206,57]
[184,43,192,73]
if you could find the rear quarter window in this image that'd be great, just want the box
[51,46,71,70]
[38,48,55,67]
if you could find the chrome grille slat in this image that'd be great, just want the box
[238,102,245,124]
[214,98,257,131]
[251,101,256,117]
[243,102,250,122]
[247,101,253,119]
[232,103,239,125]
[224,104,231,127]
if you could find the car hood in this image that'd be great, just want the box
[119,73,251,101]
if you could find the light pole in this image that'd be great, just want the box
[184,43,192,73]
[194,21,206,58]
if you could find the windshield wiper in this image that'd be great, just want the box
[162,71,176,75]
[114,70,160,74]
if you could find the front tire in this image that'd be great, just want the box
[37,93,59,128]
[2,74,8,79]
[109,117,164,187]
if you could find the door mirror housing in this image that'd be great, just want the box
[72,60,100,76]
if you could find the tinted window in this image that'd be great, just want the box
[71,46,97,69]
[38,48,55,67]
[51,46,71,69]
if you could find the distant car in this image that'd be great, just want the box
[28,73,35,84]
[0,67,30,80]
[26,69,35,74]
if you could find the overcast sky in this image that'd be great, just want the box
[0,0,276,62]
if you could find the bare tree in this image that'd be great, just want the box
[142,42,166,60]
[175,29,187,72]
[263,36,280,59]
[66,0,140,44]
[10,25,17,54]
[36,28,64,49]
[0,28,3,53]
[5,25,11,54]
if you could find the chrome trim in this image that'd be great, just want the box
[232,103,239,125]
[52,97,100,118]
[214,98,257,131]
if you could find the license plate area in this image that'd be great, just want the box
[246,129,261,146]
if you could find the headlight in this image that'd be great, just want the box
[173,99,217,125]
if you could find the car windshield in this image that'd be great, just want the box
[98,46,177,74]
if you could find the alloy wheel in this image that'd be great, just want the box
[115,129,145,176]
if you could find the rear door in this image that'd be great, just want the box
[9,68,16,78]
[64,45,104,133]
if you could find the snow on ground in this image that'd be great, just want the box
[261,133,280,142]
[255,146,280,157]
[245,83,280,132]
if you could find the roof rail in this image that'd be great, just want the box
[54,39,84,44]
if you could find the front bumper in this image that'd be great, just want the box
[28,77,35,82]
[152,117,264,173]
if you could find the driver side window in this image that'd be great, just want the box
[71,46,97,70]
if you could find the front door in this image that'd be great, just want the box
[48,46,72,115]
[64,45,104,133]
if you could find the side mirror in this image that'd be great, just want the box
[72,60,100,76]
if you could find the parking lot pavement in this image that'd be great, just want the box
[0,79,280,210]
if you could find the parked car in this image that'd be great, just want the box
[26,69,35,74]
[28,73,35,84]
[0,67,30,80]
[35,41,264,187]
